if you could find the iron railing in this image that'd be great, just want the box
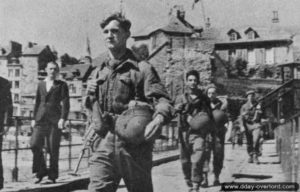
[275,112,300,182]
[2,117,179,182]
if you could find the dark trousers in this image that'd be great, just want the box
[180,133,206,184]
[0,135,3,189]
[244,123,261,156]
[30,121,62,180]
[88,132,153,192]
[203,126,225,176]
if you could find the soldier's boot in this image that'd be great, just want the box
[186,180,193,192]
[191,182,200,192]
[201,173,208,187]
[248,154,253,163]
[186,179,192,187]
[213,174,221,186]
[253,154,260,164]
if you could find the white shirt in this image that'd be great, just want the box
[44,78,54,92]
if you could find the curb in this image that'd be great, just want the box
[4,152,179,192]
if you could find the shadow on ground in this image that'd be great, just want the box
[232,173,272,180]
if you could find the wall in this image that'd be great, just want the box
[0,58,8,78]
[18,56,39,116]
[148,35,214,100]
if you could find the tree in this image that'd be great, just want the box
[60,53,79,67]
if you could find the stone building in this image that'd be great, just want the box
[132,6,218,99]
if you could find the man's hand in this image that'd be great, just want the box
[144,114,164,141]
[187,115,193,124]
[87,79,98,94]
[31,120,36,128]
[174,103,184,113]
[58,119,65,129]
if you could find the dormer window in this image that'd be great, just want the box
[245,27,259,40]
[227,29,241,41]
[230,33,238,41]
[247,31,255,40]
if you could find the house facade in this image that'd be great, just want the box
[211,25,297,96]
[214,26,294,78]
[60,62,92,121]
[0,41,55,116]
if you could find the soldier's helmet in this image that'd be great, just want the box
[188,112,212,135]
[213,109,228,127]
[115,104,154,144]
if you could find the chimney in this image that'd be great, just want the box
[172,5,185,20]
[28,42,37,48]
[272,11,279,23]
[205,18,211,28]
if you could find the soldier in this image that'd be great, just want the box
[175,70,213,192]
[202,85,229,186]
[240,90,263,164]
[85,13,173,192]
[0,76,13,189]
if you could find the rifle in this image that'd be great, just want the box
[69,122,99,176]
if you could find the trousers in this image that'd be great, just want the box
[203,126,226,176]
[244,123,261,156]
[180,133,206,184]
[0,135,3,189]
[30,121,62,179]
[88,132,153,192]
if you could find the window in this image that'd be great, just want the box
[69,84,76,94]
[247,31,255,40]
[14,94,19,102]
[248,49,256,67]
[75,112,81,120]
[228,49,236,61]
[15,69,20,77]
[230,33,237,41]
[8,69,13,77]
[13,106,18,116]
[21,110,26,117]
[14,81,20,89]
[152,35,157,49]
[265,48,274,64]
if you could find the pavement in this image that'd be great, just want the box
[1,140,295,192]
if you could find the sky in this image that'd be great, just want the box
[1,0,300,58]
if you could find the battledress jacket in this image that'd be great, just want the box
[175,89,213,133]
[85,49,173,135]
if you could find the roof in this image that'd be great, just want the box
[132,16,194,38]
[61,64,91,80]
[22,44,46,55]
[215,25,293,44]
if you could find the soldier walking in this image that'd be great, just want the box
[202,85,229,186]
[85,12,173,192]
[175,70,214,192]
[240,90,263,164]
